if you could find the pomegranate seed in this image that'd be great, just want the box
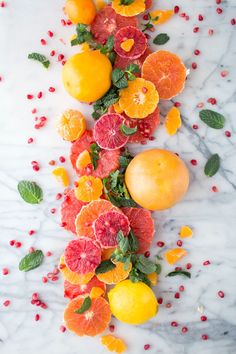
[202,334,209,340]
[35,314,40,321]
[158,297,163,304]
[27,94,34,100]
[174,101,181,107]
[109,324,115,332]
[182,326,188,333]
[192,124,199,130]
[50,50,56,57]
[28,230,35,236]
[201,315,207,321]
[203,260,210,266]
[208,29,214,36]
[35,300,41,306]
[193,26,199,33]
[28,137,34,144]
[41,39,47,45]
[33,164,40,171]
[231,19,236,25]
[143,14,149,20]
[171,321,178,327]
[192,62,197,70]
[9,240,15,246]
[49,86,55,92]
[2,268,9,275]
[60,325,66,333]
[165,302,172,308]
[59,156,66,163]
[186,263,192,270]
[15,241,22,248]
[56,193,62,200]
[144,344,151,350]
[46,251,52,257]
[0,2,5,7]
[190,159,197,166]
[198,14,203,21]
[212,185,218,192]
[157,241,165,247]
[52,276,59,281]
[218,290,225,298]
[40,302,47,309]
[194,49,200,55]
[62,60,66,66]
[49,160,56,166]
[31,299,36,305]
[149,136,155,141]
[216,7,223,14]
[207,97,217,105]
[221,70,229,77]
[142,87,148,94]
[3,300,10,307]
[179,285,185,292]
[177,240,183,247]
[58,54,64,62]
[175,267,182,271]
[174,6,180,14]
[31,108,37,114]
[225,131,231,138]
[144,251,150,258]
[174,292,180,299]
[61,19,66,26]
[42,276,48,283]
[61,222,67,227]
[67,19,72,25]
[47,30,54,37]
[197,102,204,108]
[216,0,221,3]
[32,293,39,301]
[53,268,59,275]
[179,12,186,18]
[37,91,43,99]
[185,15,189,21]
[29,247,35,253]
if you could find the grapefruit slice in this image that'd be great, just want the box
[91,5,138,44]
[64,276,106,300]
[70,130,120,179]
[64,296,111,336]
[61,189,87,234]
[75,199,116,239]
[121,207,155,253]
[93,210,130,248]
[94,114,129,150]
[59,255,94,285]
[142,50,187,100]
[114,26,147,59]
[64,238,101,274]
[114,47,152,75]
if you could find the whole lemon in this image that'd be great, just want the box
[62,50,112,103]
[65,0,96,25]
[108,280,158,325]
[125,149,189,211]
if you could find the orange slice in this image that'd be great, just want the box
[119,78,159,119]
[113,101,124,114]
[95,0,106,10]
[90,286,105,299]
[57,109,86,142]
[74,176,103,202]
[52,167,70,187]
[59,255,94,285]
[180,225,193,238]
[101,335,127,353]
[76,150,92,169]
[165,248,187,265]
[150,9,174,25]
[102,247,116,260]
[96,261,132,284]
[147,272,158,286]
[120,38,135,52]
[165,107,182,135]
[112,0,145,17]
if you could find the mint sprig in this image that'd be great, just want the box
[153,33,170,45]
[71,24,93,46]
[18,181,43,204]
[90,143,101,170]
[28,53,50,69]
[95,260,116,275]
[166,270,191,278]
[19,250,44,272]
[74,297,91,314]
[120,123,137,136]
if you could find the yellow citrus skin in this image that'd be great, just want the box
[65,0,96,25]
[62,50,112,103]
[108,280,158,325]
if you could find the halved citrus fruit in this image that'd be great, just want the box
[101,335,127,353]
[64,296,111,336]
[91,5,138,44]
[70,130,120,179]
[61,189,87,234]
[165,106,182,135]
[59,255,94,285]
[119,78,159,118]
[114,47,152,76]
[97,261,132,284]
[57,109,86,142]
[64,275,106,300]
[112,0,145,17]
[165,248,187,265]
[150,9,174,25]
[74,176,103,202]
[94,114,128,150]
[121,207,155,253]
[64,238,101,274]
[75,199,116,239]
[114,26,147,59]
[94,210,130,248]
[180,225,193,238]
[142,50,187,100]
[52,167,70,187]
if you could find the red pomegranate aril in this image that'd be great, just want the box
[49,86,55,92]
[56,193,62,200]
[194,49,200,56]
[52,276,59,281]
[144,251,150,258]
[179,285,185,292]
[182,326,188,333]
[48,30,54,37]
[218,290,225,298]
[175,266,182,271]
[3,300,10,307]
[58,54,64,62]
[165,302,172,308]
[193,124,199,130]
[192,62,197,70]
[0,1,5,7]
[208,29,214,36]
[202,334,208,340]
[37,91,43,99]
[2,268,9,275]
[32,293,39,301]
[158,297,163,304]
[143,14,149,20]
[35,314,40,321]
[193,27,199,33]
[171,321,178,327]
[67,19,72,25]
[216,8,223,14]
[33,164,40,171]
[177,240,182,247]
[207,97,217,105]
[35,300,41,306]
[61,222,67,227]
[186,263,192,270]
[201,315,207,322]
[216,0,221,3]
[221,70,229,77]
[31,299,36,305]
[109,324,115,332]
[29,247,35,253]
[174,292,180,299]
[174,6,180,14]
[15,241,22,248]
[59,156,66,163]
[225,131,231,138]
[28,137,34,144]
[174,101,181,107]
[32,108,37,114]
[60,325,67,332]
[49,160,56,166]
[198,14,203,21]
[157,241,165,247]
[231,19,236,25]
[62,60,66,66]
[41,39,47,45]
[144,344,151,350]
[51,208,56,214]
[149,136,155,141]
[50,50,56,57]
[27,94,34,100]
[41,302,47,309]
[53,268,59,275]
[28,230,35,236]
[61,19,66,26]
[212,185,218,192]
[203,260,210,266]
[9,240,15,246]
[42,276,48,283]
[46,251,52,257]
[190,159,197,166]
[179,12,186,18]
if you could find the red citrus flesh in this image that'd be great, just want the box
[114,26,147,59]
[64,276,106,300]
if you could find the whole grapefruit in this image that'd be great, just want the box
[125,149,189,210]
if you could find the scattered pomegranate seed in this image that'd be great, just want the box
[220,70,229,77]
[32,293,39,301]
[218,290,225,298]
[58,54,65,62]
[203,260,211,266]
[201,315,207,322]
[191,62,197,70]
[177,240,183,247]
[35,314,40,321]
[212,185,218,192]
[231,19,236,25]
[144,344,151,350]
[41,302,48,309]
[158,297,163,304]
[207,97,217,105]
[194,49,200,56]
[61,19,66,26]
[34,116,47,129]
[175,267,182,271]
[56,193,62,200]
[198,14,203,21]
[35,300,41,306]
[225,131,231,138]
[37,91,43,99]
[144,251,150,258]
[49,86,55,92]
[202,334,209,340]
[61,222,67,227]
[60,325,67,333]
[182,326,188,333]
[59,156,66,163]
[216,7,223,14]
[46,251,52,257]
[185,15,189,21]
[190,159,197,166]
[216,0,221,3]
[186,263,192,270]
[9,240,15,246]
[165,302,172,308]
[52,276,59,281]
[47,30,54,37]
[15,241,22,248]
[157,241,165,247]
[208,29,214,36]
[142,87,148,94]
[2,268,9,275]
[51,208,56,214]
[1,1,5,7]
[50,50,56,57]
[27,94,34,100]
[67,19,72,25]
[197,102,204,108]
[179,285,185,292]
[53,268,59,275]
[141,140,147,145]
[40,39,47,45]
[149,136,155,141]
[62,60,66,66]
[28,137,34,144]
[109,324,115,332]
[174,101,181,107]
[193,26,199,33]
[179,12,186,18]
[143,14,149,20]
[29,247,35,253]
[174,292,180,299]
[28,230,35,236]
[192,124,199,130]
[171,321,178,327]
[31,108,37,114]
[42,276,48,283]
[174,6,180,14]
[49,160,56,166]
[3,300,10,307]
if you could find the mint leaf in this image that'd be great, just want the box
[153,33,170,45]
[19,250,44,272]
[18,181,43,204]
[125,64,140,81]
[155,263,162,275]
[166,270,191,278]
[199,109,225,129]
[74,297,91,314]
[204,154,220,177]
[90,143,101,169]
[120,124,137,136]
[110,170,120,189]
[117,231,129,254]
[129,268,151,286]
[92,88,119,119]
[112,68,128,89]
[28,53,50,68]
[128,230,139,252]
[120,0,135,5]
[135,255,157,274]
[98,35,114,55]
[72,24,93,46]
[95,260,116,275]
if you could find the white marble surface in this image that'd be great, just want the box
[0,0,236,353]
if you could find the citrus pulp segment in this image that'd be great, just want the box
[101,335,127,353]
[114,26,147,59]
[57,109,86,142]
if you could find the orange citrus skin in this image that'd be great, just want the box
[165,248,187,265]
[62,50,112,103]
[125,149,189,210]
[65,0,96,25]
[112,0,145,17]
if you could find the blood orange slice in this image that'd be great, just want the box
[59,255,94,285]
[91,5,138,45]
[61,189,87,234]
[64,276,106,300]
[142,50,187,100]
[70,130,120,179]
[93,210,130,248]
[114,47,152,75]
[64,296,111,336]
[94,114,128,150]
[75,199,116,239]
[121,207,155,253]
[64,238,101,274]
[114,26,147,59]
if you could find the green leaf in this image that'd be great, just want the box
[204,154,220,177]
[95,260,116,275]
[28,53,50,69]
[117,231,130,254]
[129,268,151,286]
[119,149,133,170]
[19,250,44,272]
[74,297,91,314]
[108,51,116,65]
[199,109,225,129]
[110,170,120,189]
[153,33,170,45]
[120,124,137,136]
[92,87,119,119]
[75,24,93,44]
[155,263,162,275]
[99,35,114,54]
[125,63,140,80]
[18,181,43,204]
[166,270,191,278]
[135,255,157,274]
[120,0,135,5]
[112,68,128,89]
[128,230,139,253]
[90,143,101,170]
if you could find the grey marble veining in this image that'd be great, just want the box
[0,0,236,353]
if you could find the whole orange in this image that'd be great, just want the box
[65,0,96,25]
[125,149,189,210]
